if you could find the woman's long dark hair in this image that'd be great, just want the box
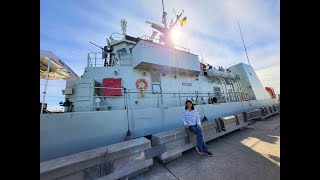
[185,100,194,110]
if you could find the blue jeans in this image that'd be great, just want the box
[189,125,208,152]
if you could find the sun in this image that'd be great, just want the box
[171,28,181,43]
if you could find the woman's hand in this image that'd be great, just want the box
[197,124,202,129]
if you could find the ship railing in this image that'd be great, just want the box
[87,52,132,67]
[140,35,190,53]
[140,35,161,44]
[161,90,245,104]
[220,91,247,102]
[92,87,163,110]
[91,87,246,111]
[173,45,190,53]
[110,32,125,41]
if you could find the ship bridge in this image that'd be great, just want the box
[131,39,200,75]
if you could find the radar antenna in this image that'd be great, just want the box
[145,0,187,46]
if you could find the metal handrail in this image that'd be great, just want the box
[87,52,132,67]
[140,35,190,53]
[110,32,125,41]
[89,85,247,111]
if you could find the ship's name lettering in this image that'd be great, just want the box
[182,82,192,86]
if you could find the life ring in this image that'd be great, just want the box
[136,78,148,90]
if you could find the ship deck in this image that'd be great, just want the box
[134,114,280,180]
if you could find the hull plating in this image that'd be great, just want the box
[40,98,277,162]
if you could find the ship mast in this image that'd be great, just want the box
[161,0,167,28]
[145,0,185,46]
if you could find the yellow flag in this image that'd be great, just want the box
[180,16,187,27]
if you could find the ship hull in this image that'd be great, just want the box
[40,98,277,162]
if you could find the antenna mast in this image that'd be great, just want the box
[145,0,185,45]
[237,20,251,66]
[161,0,167,28]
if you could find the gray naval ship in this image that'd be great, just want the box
[40,4,279,162]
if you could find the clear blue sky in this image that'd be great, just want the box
[40,0,280,111]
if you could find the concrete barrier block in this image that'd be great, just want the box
[159,142,194,160]
[236,116,245,125]
[236,114,245,121]
[275,104,280,112]
[165,137,186,151]
[202,121,217,131]
[111,151,147,171]
[107,137,151,161]
[224,122,238,130]
[152,128,186,146]
[152,121,216,146]
[221,122,248,135]
[157,153,182,164]
[248,109,262,120]
[97,159,153,180]
[239,119,245,125]
[40,137,151,180]
[158,127,216,161]
[118,167,150,180]
[236,122,248,130]
[222,115,236,124]
[84,165,101,180]
[219,126,239,136]
[155,119,249,164]
[238,116,245,122]
[237,114,245,122]
[261,111,278,119]
[101,161,113,177]
[40,147,107,180]
[56,170,84,180]
[204,129,220,142]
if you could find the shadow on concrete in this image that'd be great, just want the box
[267,154,280,163]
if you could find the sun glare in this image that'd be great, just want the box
[171,28,181,43]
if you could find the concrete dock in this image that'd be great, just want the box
[133,114,280,180]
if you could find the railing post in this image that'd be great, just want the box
[87,53,89,67]
[178,91,181,106]
[123,88,126,109]
[95,53,96,67]
[127,89,131,109]
[157,92,160,108]
[160,90,164,107]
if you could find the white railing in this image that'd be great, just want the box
[140,35,190,53]
[90,87,247,111]
[110,32,125,42]
[87,52,132,67]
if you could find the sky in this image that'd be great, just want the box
[40,0,280,111]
